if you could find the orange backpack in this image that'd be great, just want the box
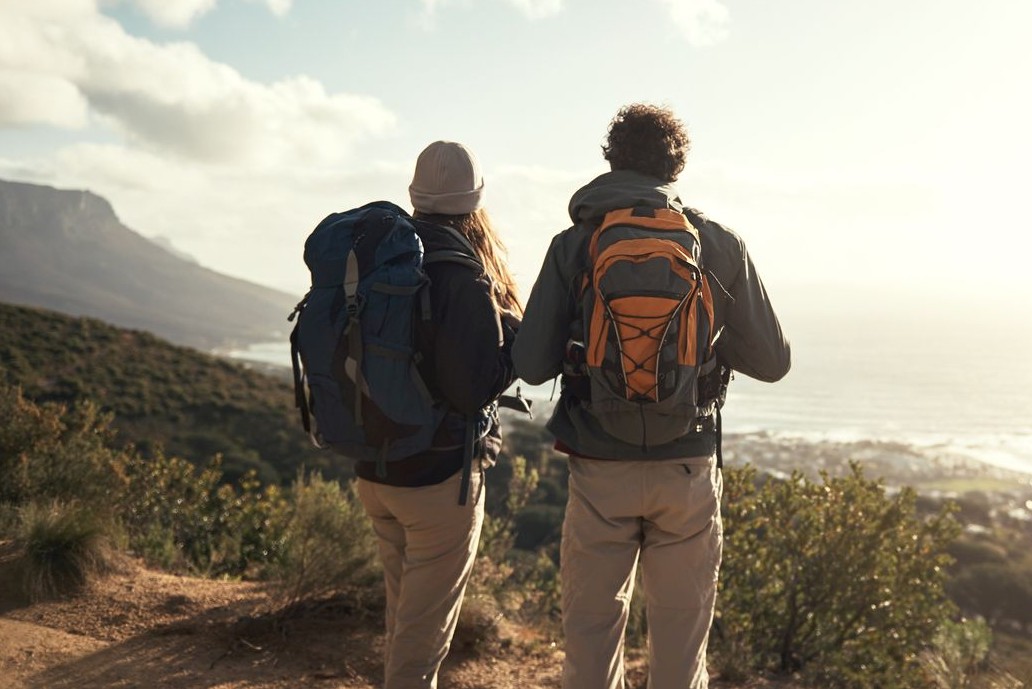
[575,206,719,447]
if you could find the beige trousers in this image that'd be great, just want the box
[561,456,723,689]
[357,470,484,689]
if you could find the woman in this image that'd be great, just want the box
[354,140,522,689]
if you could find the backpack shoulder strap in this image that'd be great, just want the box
[423,249,483,272]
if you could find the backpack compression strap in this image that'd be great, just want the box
[711,362,732,469]
[289,306,328,450]
[458,415,476,506]
[342,248,365,426]
[289,316,313,441]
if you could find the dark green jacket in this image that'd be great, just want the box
[512,170,790,460]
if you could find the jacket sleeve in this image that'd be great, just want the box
[512,233,575,385]
[715,236,792,382]
[430,264,517,415]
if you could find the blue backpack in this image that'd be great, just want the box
[289,201,491,496]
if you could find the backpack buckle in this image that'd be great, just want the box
[345,293,364,318]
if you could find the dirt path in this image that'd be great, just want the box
[0,560,572,689]
[0,557,792,689]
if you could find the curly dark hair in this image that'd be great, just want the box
[602,103,691,182]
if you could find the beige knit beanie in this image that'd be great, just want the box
[408,141,485,215]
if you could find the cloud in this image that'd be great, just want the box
[0,3,397,167]
[656,0,730,46]
[417,0,561,23]
[4,0,96,19]
[0,71,90,128]
[119,0,292,28]
[251,0,293,17]
[128,0,217,28]
[504,0,563,19]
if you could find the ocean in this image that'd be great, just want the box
[717,304,1032,478]
[229,294,1032,477]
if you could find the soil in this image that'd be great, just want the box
[0,548,791,689]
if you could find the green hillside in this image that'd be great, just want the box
[0,301,336,484]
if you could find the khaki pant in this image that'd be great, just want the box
[357,470,484,689]
[561,456,723,689]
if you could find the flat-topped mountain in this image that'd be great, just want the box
[0,178,295,350]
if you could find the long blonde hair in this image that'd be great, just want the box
[414,208,523,318]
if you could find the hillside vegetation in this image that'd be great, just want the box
[0,301,332,484]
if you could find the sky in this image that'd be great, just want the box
[1,0,1031,327]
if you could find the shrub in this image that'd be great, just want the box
[922,617,992,689]
[473,456,561,625]
[119,452,287,577]
[272,472,379,606]
[0,384,128,512]
[226,471,289,578]
[715,463,961,688]
[120,451,226,572]
[17,500,119,601]
[479,456,539,565]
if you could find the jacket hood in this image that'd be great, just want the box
[412,217,477,258]
[568,170,684,225]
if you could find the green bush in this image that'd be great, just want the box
[0,384,127,512]
[17,500,120,601]
[272,472,379,606]
[119,452,287,577]
[715,463,961,688]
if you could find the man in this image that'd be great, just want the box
[512,103,790,689]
